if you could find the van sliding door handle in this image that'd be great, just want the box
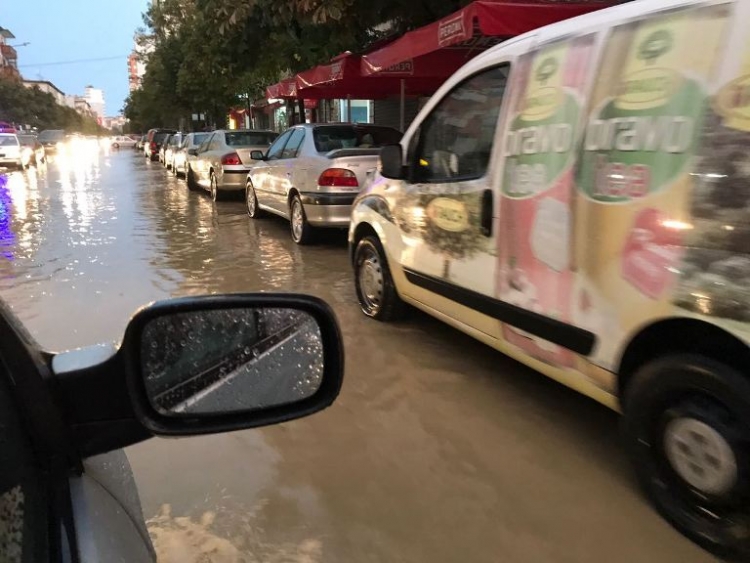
[480,189,493,237]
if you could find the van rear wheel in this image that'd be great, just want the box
[354,236,405,322]
[623,354,750,560]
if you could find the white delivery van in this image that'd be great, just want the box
[349,0,750,557]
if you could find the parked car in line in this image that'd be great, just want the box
[0,292,344,562]
[172,132,209,179]
[144,128,176,161]
[0,133,24,169]
[17,134,46,166]
[246,123,401,244]
[135,135,147,151]
[349,0,750,558]
[186,129,277,201]
[111,135,138,150]
[38,129,66,155]
[161,132,183,169]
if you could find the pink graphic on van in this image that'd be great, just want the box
[621,208,683,299]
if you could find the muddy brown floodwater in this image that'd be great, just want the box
[0,150,716,562]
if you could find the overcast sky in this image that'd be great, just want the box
[3,0,150,115]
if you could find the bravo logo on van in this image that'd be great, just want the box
[617,30,679,111]
[714,74,750,124]
[426,197,470,232]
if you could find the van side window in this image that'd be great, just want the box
[411,65,510,183]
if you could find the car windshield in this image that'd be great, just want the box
[17,136,35,146]
[38,131,65,143]
[225,131,277,147]
[0,136,18,146]
[153,132,172,143]
[312,126,401,152]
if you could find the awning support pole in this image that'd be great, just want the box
[400,79,406,132]
[347,95,352,122]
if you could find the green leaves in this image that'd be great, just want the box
[124,0,477,128]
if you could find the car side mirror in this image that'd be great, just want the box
[121,294,344,436]
[188,148,198,156]
[250,150,265,161]
[379,144,405,180]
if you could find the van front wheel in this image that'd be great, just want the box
[354,236,405,322]
[623,354,750,560]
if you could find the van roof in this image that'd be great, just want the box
[478,0,693,62]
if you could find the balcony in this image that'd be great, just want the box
[1,44,17,66]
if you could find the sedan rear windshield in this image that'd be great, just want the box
[153,133,171,143]
[225,132,277,147]
[191,133,209,145]
[313,126,402,152]
[0,136,19,147]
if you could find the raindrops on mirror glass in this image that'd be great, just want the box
[140,307,324,416]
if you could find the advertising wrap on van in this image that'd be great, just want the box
[573,4,731,370]
[676,1,750,333]
[498,35,596,368]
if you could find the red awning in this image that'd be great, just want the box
[265,77,298,100]
[296,52,446,100]
[361,0,612,76]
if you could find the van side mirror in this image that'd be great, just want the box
[250,150,265,161]
[187,148,198,156]
[379,144,404,180]
[123,294,344,436]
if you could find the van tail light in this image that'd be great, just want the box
[221,152,242,165]
[318,168,359,188]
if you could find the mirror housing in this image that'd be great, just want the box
[121,294,344,437]
[250,150,265,161]
[379,144,405,180]
[187,148,199,156]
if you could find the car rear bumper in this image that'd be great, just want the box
[218,169,250,191]
[0,158,22,167]
[300,192,356,227]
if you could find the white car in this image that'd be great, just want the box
[246,124,402,244]
[0,133,24,169]
[172,132,210,178]
[110,136,138,150]
[187,129,277,201]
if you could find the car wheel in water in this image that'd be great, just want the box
[187,167,199,191]
[289,194,315,245]
[113,143,119,149]
[246,182,262,218]
[210,172,225,202]
[354,235,406,321]
[623,354,750,560]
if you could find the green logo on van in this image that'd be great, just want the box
[536,58,558,84]
[638,30,673,64]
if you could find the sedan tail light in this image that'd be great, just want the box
[221,152,242,165]
[149,141,157,152]
[318,168,359,188]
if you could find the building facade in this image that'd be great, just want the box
[23,80,66,106]
[83,85,105,121]
[0,26,20,81]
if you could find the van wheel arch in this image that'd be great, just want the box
[351,223,379,265]
[618,318,750,402]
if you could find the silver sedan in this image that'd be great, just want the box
[186,129,277,201]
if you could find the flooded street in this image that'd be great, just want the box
[0,150,715,562]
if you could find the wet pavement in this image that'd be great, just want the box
[0,149,716,562]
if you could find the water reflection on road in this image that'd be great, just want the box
[0,152,715,562]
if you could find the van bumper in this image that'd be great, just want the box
[299,192,356,227]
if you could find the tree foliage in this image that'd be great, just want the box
[124,0,474,129]
[0,79,105,134]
